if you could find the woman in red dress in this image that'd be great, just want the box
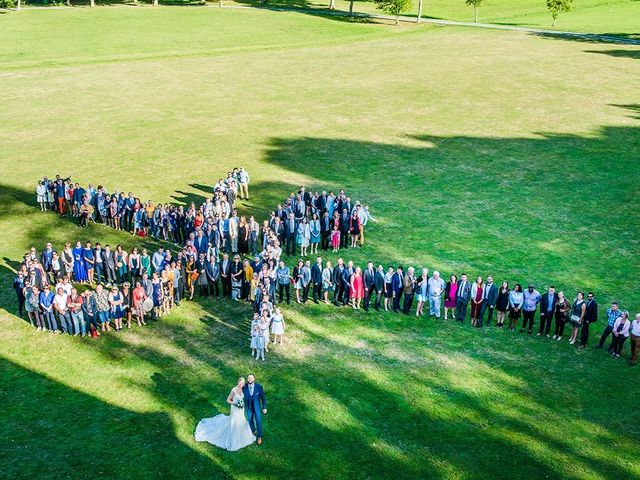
[350,266,365,310]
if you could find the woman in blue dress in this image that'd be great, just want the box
[309,213,321,255]
[82,241,95,285]
[151,272,163,319]
[72,241,88,283]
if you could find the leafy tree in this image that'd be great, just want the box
[374,0,412,25]
[0,0,16,9]
[465,0,482,23]
[546,0,573,26]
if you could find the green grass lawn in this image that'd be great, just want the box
[1,7,640,480]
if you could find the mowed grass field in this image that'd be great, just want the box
[1,7,640,480]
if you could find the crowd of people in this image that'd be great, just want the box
[17,174,639,366]
[36,172,373,255]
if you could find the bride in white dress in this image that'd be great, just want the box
[194,377,256,451]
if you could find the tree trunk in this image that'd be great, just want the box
[552,16,557,26]
[153,0,158,5]
[219,0,223,6]
[329,0,335,10]
[66,0,70,6]
[349,0,353,14]
[474,6,478,23]
[395,14,399,25]
[17,0,21,10]
[90,0,94,7]
[417,0,423,23]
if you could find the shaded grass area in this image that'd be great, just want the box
[1,9,640,480]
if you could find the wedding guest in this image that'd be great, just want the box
[390,266,404,313]
[609,311,630,358]
[251,324,262,360]
[341,261,354,306]
[300,260,312,303]
[349,210,361,248]
[521,284,541,334]
[455,274,471,323]
[298,218,310,257]
[39,284,58,333]
[132,281,147,326]
[350,266,365,310]
[331,225,340,252]
[597,302,622,351]
[102,245,117,285]
[427,271,445,318]
[470,276,484,326]
[67,287,86,337]
[373,265,385,311]
[383,266,393,312]
[579,292,598,349]
[26,284,44,331]
[311,256,323,304]
[276,260,291,305]
[54,286,72,335]
[495,281,510,327]
[321,261,334,305]
[72,241,88,283]
[293,260,304,304]
[121,282,133,329]
[538,286,558,337]
[309,213,321,254]
[553,291,571,341]
[630,314,640,365]
[271,307,285,345]
[415,268,429,317]
[82,289,99,337]
[109,286,124,332]
[13,271,26,318]
[443,274,458,321]
[83,241,95,285]
[400,267,415,314]
[362,261,375,311]
[151,272,163,319]
[477,275,498,327]
[568,292,586,345]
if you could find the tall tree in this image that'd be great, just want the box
[465,0,482,23]
[546,0,573,26]
[374,0,411,24]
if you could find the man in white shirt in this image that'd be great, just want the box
[53,287,72,335]
[427,271,446,318]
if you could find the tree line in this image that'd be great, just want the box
[2,0,577,28]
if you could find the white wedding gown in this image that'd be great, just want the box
[194,391,256,451]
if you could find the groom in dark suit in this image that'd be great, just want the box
[243,374,267,445]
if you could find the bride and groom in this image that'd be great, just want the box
[194,374,267,451]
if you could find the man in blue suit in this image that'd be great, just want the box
[243,374,267,445]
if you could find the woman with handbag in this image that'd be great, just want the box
[610,311,630,358]
[569,292,586,345]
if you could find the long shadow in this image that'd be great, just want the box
[529,30,640,45]
[0,357,232,479]
[585,48,640,59]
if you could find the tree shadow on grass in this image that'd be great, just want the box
[0,357,232,480]
[585,49,640,60]
[42,299,640,479]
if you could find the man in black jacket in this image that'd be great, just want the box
[455,274,472,323]
[310,257,323,304]
[333,258,345,306]
[320,211,331,251]
[220,253,231,299]
[284,213,297,257]
[579,292,598,349]
[373,265,385,311]
[363,261,376,311]
[478,276,498,327]
[339,208,350,250]
[538,286,558,336]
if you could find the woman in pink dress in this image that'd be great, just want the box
[350,266,365,309]
[444,274,458,320]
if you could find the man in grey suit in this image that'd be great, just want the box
[455,273,472,323]
[300,260,312,304]
[102,245,117,285]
